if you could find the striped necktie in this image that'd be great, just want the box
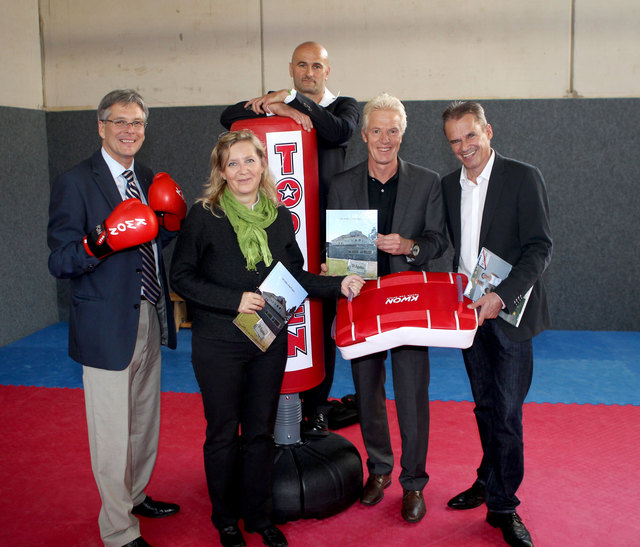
[123,170,162,305]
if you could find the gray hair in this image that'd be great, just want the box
[97,89,149,122]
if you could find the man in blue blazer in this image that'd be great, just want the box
[441,101,552,547]
[48,90,179,547]
[328,93,448,523]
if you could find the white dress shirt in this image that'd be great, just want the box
[458,150,495,279]
[283,87,339,107]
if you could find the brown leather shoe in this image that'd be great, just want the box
[401,489,426,523]
[360,473,391,505]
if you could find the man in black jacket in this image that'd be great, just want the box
[441,100,552,547]
[328,93,447,524]
[220,41,360,436]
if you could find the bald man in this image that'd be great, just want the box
[221,42,361,437]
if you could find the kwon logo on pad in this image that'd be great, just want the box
[385,294,419,304]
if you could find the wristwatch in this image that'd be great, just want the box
[410,242,420,258]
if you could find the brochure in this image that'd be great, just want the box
[233,261,308,351]
[464,247,532,327]
[326,209,378,279]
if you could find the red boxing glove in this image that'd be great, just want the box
[83,198,159,259]
[148,172,187,231]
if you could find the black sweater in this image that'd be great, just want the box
[170,203,344,341]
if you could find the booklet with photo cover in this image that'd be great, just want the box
[233,261,308,351]
[326,209,378,279]
[464,247,533,327]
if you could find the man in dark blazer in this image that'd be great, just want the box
[48,89,179,547]
[328,93,448,523]
[441,100,552,547]
[220,41,361,437]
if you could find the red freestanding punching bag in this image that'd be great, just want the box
[231,117,325,394]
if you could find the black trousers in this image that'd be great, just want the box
[352,345,431,491]
[191,333,287,532]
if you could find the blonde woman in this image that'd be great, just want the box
[170,130,363,547]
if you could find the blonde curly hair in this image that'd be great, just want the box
[198,130,280,215]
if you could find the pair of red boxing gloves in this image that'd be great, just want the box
[83,172,187,259]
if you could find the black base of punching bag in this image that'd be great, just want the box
[272,432,363,523]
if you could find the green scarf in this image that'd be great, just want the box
[220,188,278,271]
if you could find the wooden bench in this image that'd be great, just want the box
[170,292,191,332]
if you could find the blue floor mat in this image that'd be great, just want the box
[1,323,638,405]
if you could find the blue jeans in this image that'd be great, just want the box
[462,319,533,512]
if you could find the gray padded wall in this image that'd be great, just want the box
[0,106,58,346]
[44,99,639,333]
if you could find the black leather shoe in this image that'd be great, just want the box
[447,481,486,510]
[360,473,391,505]
[257,525,287,547]
[487,511,534,547]
[401,489,426,523]
[219,524,246,547]
[121,537,151,547]
[327,394,360,429]
[304,412,329,437]
[132,496,180,518]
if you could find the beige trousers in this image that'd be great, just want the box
[83,301,162,547]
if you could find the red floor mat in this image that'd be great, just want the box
[1,386,639,546]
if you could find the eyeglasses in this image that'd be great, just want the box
[101,119,148,129]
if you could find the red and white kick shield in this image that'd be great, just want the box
[334,271,479,360]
